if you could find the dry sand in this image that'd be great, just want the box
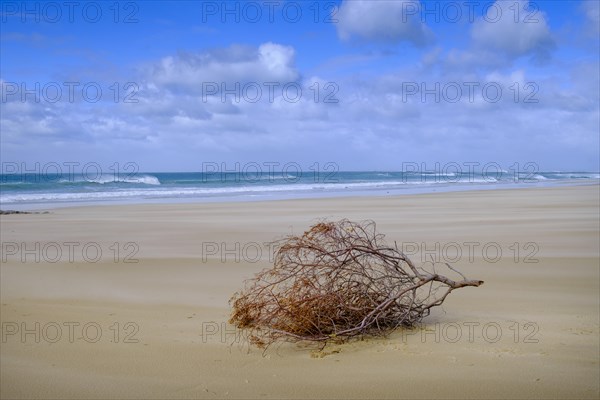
[1,184,599,399]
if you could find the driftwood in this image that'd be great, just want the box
[229,219,483,348]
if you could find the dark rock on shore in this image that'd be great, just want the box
[0,210,50,215]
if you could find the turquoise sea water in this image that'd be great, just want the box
[1,170,599,208]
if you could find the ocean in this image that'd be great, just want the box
[1,169,599,209]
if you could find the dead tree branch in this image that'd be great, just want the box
[229,219,483,348]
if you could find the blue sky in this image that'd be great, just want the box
[1,0,599,171]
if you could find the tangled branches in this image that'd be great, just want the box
[229,219,483,348]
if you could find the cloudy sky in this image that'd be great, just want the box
[1,0,599,171]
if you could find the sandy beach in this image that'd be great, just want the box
[1,184,598,399]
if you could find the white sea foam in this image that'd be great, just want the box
[2,171,597,205]
[55,174,161,185]
[0,179,499,203]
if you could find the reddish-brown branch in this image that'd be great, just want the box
[229,219,483,348]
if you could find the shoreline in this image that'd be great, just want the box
[1,179,597,212]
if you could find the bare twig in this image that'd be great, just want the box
[229,219,483,348]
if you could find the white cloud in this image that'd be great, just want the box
[148,42,299,91]
[335,0,432,46]
[471,0,555,62]
[581,0,600,37]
